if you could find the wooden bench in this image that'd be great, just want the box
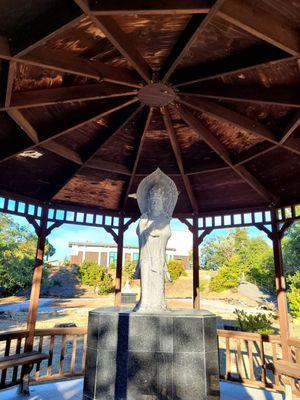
[273,360,300,400]
[0,351,49,395]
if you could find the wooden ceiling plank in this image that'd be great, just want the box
[172,52,292,87]
[121,107,153,210]
[7,109,39,144]
[162,107,198,212]
[11,83,137,109]
[74,0,152,83]
[50,104,144,200]
[41,142,83,165]
[177,103,278,204]
[218,0,300,56]
[89,0,213,15]
[180,86,300,108]
[160,0,225,82]
[0,97,139,164]
[178,95,277,143]
[85,157,131,175]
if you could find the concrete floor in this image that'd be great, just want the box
[0,378,287,400]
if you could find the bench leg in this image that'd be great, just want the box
[18,364,33,396]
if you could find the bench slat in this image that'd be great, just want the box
[274,360,300,379]
[0,352,49,370]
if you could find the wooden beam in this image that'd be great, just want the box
[74,0,152,83]
[233,143,277,166]
[121,107,153,210]
[10,83,137,109]
[7,109,39,144]
[115,216,124,307]
[4,61,16,108]
[177,104,278,204]
[192,215,200,309]
[218,0,300,56]
[41,142,83,165]
[50,104,144,200]
[162,107,198,212]
[280,113,300,144]
[178,96,300,157]
[20,47,142,88]
[85,157,131,175]
[0,97,139,164]
[89,0,213,15]
[160,0,225,82]
[172,50,291,87]
[178,95,277,143]
[180,85,300,108]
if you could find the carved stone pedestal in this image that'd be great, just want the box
[83,308,219,400]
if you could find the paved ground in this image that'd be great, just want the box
[0,379,287,400]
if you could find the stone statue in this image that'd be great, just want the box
[134,168,178,312]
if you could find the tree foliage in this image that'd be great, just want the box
[203,229,274,293]
[234,309,275,334]
[0,213,55,295]
[78,260,113,294]
[167,259,186,282]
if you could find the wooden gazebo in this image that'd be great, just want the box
[0,0,299,395]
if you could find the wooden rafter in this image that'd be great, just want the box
[280,112,300,144]
[177,103,278,204]
[160,0,225,82]
[41,142,83,165]
[162,107,198,212]
[218,0,300,56]
[89,0,213,15]
[7,109,39,144]
[50,104,144,200]
[10,83,137,109]
[180,85,300,108]
[121,107,153,210]
[74,0,152,83]
[0,41,142,88]
[4,61,16,108]
[178,95,300,157]
[0,97,139,164]
[172,51,291,87]
[85,157,131,175]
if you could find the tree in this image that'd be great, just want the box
[0,213,55,295]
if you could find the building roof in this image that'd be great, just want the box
[68,241,176,251]
[0,1,299,216]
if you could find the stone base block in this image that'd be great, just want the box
[83,308,219,400]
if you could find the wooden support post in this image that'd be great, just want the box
[193,214,200,309]
[25,207,48,352]
[271,209,290,360]
[114,216,124,307]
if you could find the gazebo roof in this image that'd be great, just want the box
[0,0,299,216]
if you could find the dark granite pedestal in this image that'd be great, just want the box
[83,308,219,400]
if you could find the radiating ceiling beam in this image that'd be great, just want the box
[218,0,300,55]
[0,97,139,163]
[160,0,225,82]
[7,109,39,144]
[74,0,152,83]
[89,0,213,15]
[162,107,198,212]
[121,107,153,210]
[50,104,144,199]
[178,95,300,157]
[180,86,300,108]
[177,104,279,204]
[10,83,137,109]
[41,142,83,165]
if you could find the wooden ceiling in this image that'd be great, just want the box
[0,0,299,215]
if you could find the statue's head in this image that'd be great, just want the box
[148,184,164,217]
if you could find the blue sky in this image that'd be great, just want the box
[10,215,269,261]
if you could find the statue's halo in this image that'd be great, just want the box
[137,168,178,216]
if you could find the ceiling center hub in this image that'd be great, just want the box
[138,83,176,107]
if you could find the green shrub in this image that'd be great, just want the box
[78,260,113,294]
[209,255,244,292]
[199,280,206,293]
[123,261,135,282]
[109,262,116,269]
[287,287,300,318]
[234,309,275,334]
[167,259,186,282]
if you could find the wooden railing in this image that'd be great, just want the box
[217,329,300,395]
[1,327,299,395]
[0,327,87,389]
